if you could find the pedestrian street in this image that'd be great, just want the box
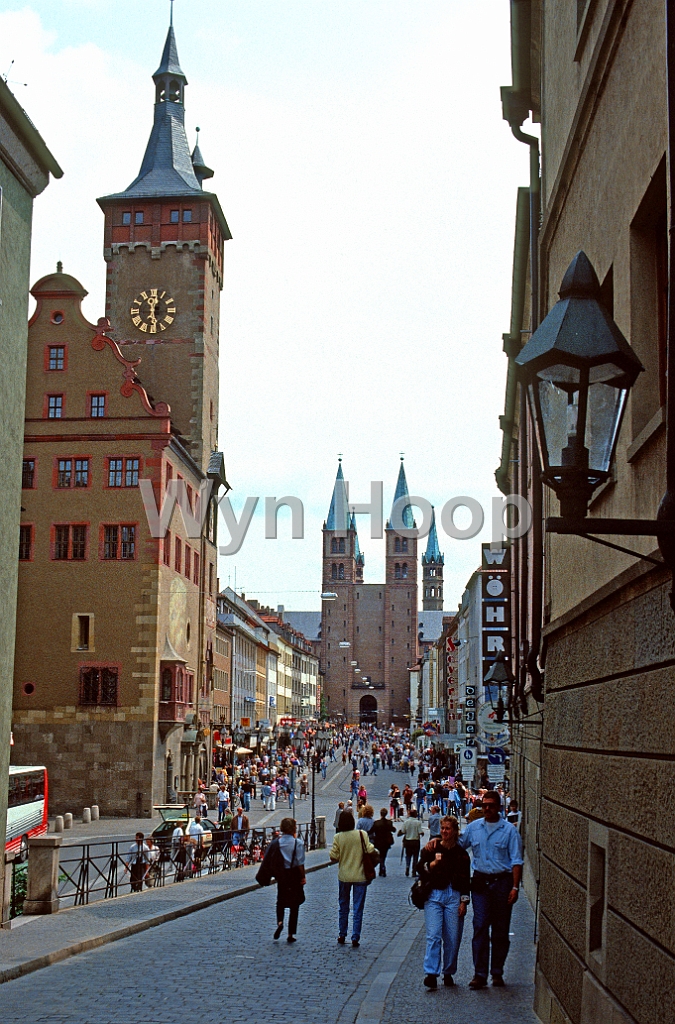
[0,766,538,1024]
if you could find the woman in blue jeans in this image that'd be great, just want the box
[417,816,471,989]
[329,810,378,947]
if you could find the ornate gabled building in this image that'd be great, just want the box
[421,507,444,610]
[320,459,418,727]
[11,21,230,816]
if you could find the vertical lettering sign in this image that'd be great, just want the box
[464,684,477,736]
[481,544,511,693]
[446,635,457,722]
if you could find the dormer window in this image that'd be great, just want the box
[122,212,131,226]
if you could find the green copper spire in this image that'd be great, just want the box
[422,507,444,564]
[326,460,350,532]
[390,458,414,529]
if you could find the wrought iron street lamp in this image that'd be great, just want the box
[483,652,513,724]
[516,251,644,519]
[515,250,675,598]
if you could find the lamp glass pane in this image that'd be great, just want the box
[585,382,627,472]
[537,379,577,467]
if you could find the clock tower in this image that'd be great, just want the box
[97,22,231,471]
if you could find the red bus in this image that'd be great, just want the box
[6,765,48,860]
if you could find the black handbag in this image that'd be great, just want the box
[409,877,433,910]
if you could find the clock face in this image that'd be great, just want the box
[129,289,177,334]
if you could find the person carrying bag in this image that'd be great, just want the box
[256,818,306,943]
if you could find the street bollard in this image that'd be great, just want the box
[316,815,326,848]
[24,836,62,915]
[64,813,73,830]
[91,805,99,821]
[82,807,91,824]
[54,816,64,833]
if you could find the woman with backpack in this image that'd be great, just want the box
[256,818,306,943]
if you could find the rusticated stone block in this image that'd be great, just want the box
[538,912,584,1024]
[607,831,675,955]
[540,856,587,958]
[545,668,675,757]
[606,911,675,1024]
[540,800,588,885]
[541,748,675,849]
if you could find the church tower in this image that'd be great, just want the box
[97,20,231,472]
[320,461,360,720]
[421,508,444,610]
[384,459,418,724]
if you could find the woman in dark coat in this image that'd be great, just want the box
[256,817,306,942]
[371,807,396,877]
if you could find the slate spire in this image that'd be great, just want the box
[390,458,415,529]
[326,460,350,532]
[118,23,203,197]
[422,507,443,564]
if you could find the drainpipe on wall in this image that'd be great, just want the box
[657,0,675,601]
[501,0,545,702]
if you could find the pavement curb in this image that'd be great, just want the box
[0,859,334,987]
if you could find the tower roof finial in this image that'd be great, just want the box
[170,0,174,27]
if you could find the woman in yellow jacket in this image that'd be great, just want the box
[330,810,378,947]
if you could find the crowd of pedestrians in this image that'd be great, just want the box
[319,726,524,994]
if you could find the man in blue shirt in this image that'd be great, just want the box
[458,790,523,989]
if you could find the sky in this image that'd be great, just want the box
[1,0,532,613]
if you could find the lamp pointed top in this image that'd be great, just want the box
[558,250,600,300]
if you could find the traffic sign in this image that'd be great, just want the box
[461,747,477,768]
[487,748,506,765]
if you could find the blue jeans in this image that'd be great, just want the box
[470,874,514,978]
[242,793,251,812]
[338,881,368,941]
[424,888,465,977]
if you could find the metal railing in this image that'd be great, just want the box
[55,822,318,909]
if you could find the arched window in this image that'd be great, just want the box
[331,563,338,579]
[430,587,435,597]
[395,563,401,579]
[176,668,184,702]
[394,537,401,553]
[331,539,338,553]
[402,563,408,578]
[338,563,345,580]
[161,668,172,702]
[401,538,408,552]
[338,538,345,553]
[169,79,182,103]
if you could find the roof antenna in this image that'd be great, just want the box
[2,60,27,87]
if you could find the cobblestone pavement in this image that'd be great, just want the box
[3,762,538,1023]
